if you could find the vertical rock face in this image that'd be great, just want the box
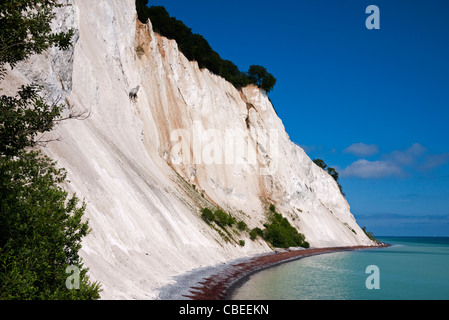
[4,0,374,299]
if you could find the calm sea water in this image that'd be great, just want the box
[231,237,449,300]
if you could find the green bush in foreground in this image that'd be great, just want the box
[0,0,100,300]
[0,152,101,299]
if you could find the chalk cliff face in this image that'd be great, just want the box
[4,0,374,299]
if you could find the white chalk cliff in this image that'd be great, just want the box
[4,0,375,299]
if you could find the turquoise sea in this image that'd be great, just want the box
[231,237,449,300]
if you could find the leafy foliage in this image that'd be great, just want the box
[312,159,327,171]
[201,208,236,229]
[0,152,101,299]
[201,207,215,224]
[313,158,345,197]
[135,1,276,92]
[362,226,380,243]
[237,220,248,231]
[0,85,62,157]
[0,0,73,79]
[0,0,100,299]
[247,65,277,93]
[214,209,236,228]
[200,205,308,249]
[262,205,309,249]
[249,227,264,241]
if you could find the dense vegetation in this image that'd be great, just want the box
[260,205,309,249]
[201,208,236,229]
[202,205,309,249]
[201,207,248,245]
[0,0,100,299]
[313,159,345,197]
[135,0,276,92]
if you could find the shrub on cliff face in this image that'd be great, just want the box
[362,226,380,243]
[250,227,264,240]
[201,208,215,223]
[247,205,309,248]
[237,220,248,231]
[261,205,309,249]
[214,209,236,228]
[201,208,236,229]
[263,212,306,248]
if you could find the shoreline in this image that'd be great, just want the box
[181,244,389,300]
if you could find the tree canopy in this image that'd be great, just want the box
[312,159,327,171]
[135,1,276,92]
[247,65,277,93]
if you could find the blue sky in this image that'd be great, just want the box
[147,1,449,236]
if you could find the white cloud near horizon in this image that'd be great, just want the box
[344,143,379,157]
[418,153,449,171]
[385,143,427,166]
[339,143,449,179]
[340,159,404,178]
